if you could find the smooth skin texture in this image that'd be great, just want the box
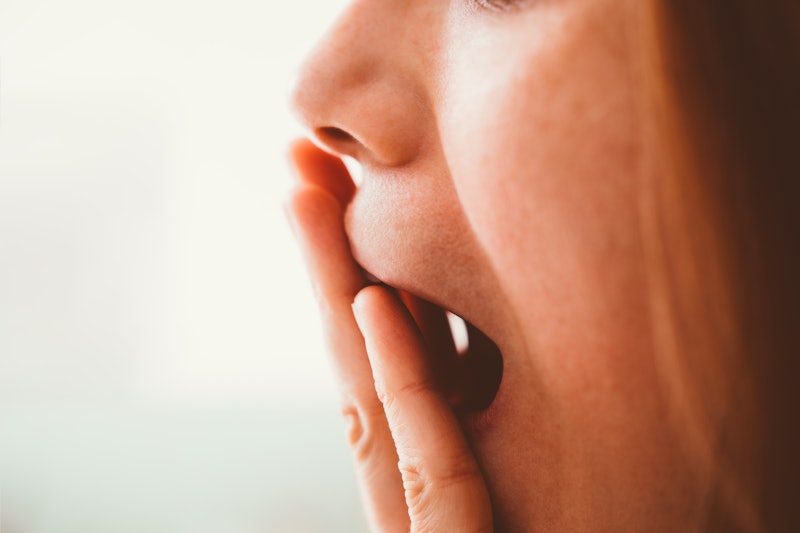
[288,0,702,531]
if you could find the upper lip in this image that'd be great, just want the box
[343,162,515,424]
[344,167,515,362]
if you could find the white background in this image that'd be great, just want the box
[0,1,366,531]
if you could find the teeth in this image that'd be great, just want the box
[446,311,470,354]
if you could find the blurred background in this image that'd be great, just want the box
[0,0,367,531]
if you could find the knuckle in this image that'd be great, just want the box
[377,379,437,414]
[399,455,483,527]
[400,459,427,510]
[340,400,386,462]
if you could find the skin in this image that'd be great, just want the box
[287,0,702,530]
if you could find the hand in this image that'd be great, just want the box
[285,139,493,532]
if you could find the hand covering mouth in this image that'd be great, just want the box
[362,270,504,414]
[344,162,511,417]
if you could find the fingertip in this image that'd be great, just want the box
[351,285,387,326]
[286,138,356,207]
[351,285,406,359]
[287,137,320,163]
[287,137,308,155]
[287,138,317,183]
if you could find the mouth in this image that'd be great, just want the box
[344,164,513,432]
[363,271,505,426]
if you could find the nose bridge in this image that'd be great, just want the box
[290,0,437,167]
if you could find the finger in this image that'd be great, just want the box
[397,291,461,403]
[285,183,410,532]
[398,291,458,364]
[288,138,356,208]
[353,285,494,533]
[286,184,364,325]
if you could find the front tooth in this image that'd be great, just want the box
[446,312,470,354]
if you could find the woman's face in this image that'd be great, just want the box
[293,0,697,529]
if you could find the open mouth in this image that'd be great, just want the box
[440,309,504,413]
[365,273,504,416]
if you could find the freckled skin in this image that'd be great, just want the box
[290,0,703,530]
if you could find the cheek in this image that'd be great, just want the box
[441,8,651,390]
[440,29,685,520]
[450,74,643,301]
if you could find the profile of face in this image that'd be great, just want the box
[291,0,700,530]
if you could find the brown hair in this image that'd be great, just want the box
[638,1,800,530]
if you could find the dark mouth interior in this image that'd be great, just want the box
[386,285,503,414]
[443,312,504,413]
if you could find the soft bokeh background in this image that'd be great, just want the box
[0,1,367,531]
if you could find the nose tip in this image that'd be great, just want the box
[288,50,371,162]
[288,2,431,168]
[287,62,325,137]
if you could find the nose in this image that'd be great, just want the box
[290,1,436,167]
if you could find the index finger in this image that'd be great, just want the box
[353,285,494,532]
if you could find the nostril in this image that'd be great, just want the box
[313,126,365,161]
[313,119,418,167]
[317,126,356,144]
